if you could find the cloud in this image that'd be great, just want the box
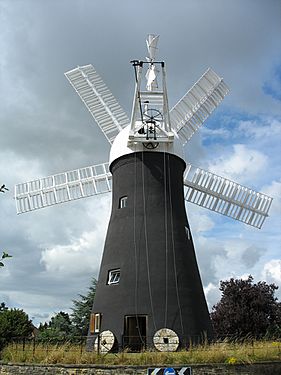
[201,126,231,140]
[192,232,227,286]
[241,245,264,268]
[40,229,104,277]
[39,194,111,278]
[204,282,222,311]
[262,180,281,217]
[188,206,215,233]
[262,259,281,285]
[0,0,280,327]
[238,118,281,140]
[263,65,281,101]
[208,144,268,184]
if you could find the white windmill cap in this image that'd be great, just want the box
[109,125,184,166]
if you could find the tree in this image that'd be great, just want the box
[0,251,12,268]
[0,184,9,193]
[71,278,97,336]
[37,311,74,342]
[49,311,73,333]
[211,275,281,339]
[0,302,8,312]
[37,278,97,341]
[0,307,33,349]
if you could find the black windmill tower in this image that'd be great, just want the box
[15,35,273,352]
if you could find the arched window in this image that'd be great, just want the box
[185,226,190,240]
[119,196,128,208]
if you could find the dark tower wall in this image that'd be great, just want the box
[89,151,213,349]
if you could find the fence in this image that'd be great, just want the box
[2,335,281,358]
[3,334,230,355]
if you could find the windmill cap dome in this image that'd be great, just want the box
[109,125,184,165]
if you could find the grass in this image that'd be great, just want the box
[1,340,280,365]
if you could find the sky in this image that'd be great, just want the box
[0,0,280,327]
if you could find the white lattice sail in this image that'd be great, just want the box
[15,163,112,214]
[184,165,272,229]
[65,65,129,144]
[170,68,229,144]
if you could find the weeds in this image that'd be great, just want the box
[1,340,280,365]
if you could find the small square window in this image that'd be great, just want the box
[107,269,120,285]
[119,196,128,209]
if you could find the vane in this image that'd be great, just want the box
[145,34,160,91]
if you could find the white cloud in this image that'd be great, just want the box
[188,206,215,233]
[204,282,221,311]
[262,259,281,284]
[201,126,230,139]
[238,118,281,140]
[208,144,268,184]
[262,180,281,216]
[264,179,281,198]
[40,230,103,276]
[40,197,110,277]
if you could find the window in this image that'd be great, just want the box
[94,313,101,332]
[185,226,190,240]
[119,196,128,209]
[89,313,101,333]
[107,269,120,285]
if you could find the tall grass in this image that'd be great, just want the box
[1,340,280,365]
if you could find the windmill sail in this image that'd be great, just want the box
[170,68,229,144]
[65,65,129,144]
[184,164,272,229]
[15,163,112,214]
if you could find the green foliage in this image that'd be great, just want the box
[211,275,281,339]
[0,307,33,350]
[0,251,12,268]
[71,278,97,336]
[0,277,97,350]
[37,311,75,343]
[0,302,8,312]
[35,278,97,343]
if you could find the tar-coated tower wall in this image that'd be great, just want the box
[89,151,213,350]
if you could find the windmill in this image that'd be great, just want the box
[15,35,273,352]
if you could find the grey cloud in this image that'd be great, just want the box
[1,0,280,176]
[241,245,265,268]
[193,235,228,286]
[0,0,280,323]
